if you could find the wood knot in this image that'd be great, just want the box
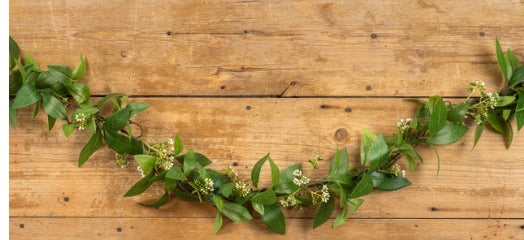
[370,33,378,39]
[335,128,348,141]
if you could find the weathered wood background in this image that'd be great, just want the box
[9,0,524,239]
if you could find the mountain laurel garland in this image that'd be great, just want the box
[8,37,524,234]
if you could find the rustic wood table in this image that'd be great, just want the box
[9,0,524,239]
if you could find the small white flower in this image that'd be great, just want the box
[199,178,215,195]
[293,169,302,177]
[167,138,174,145]
[401,169,406,178]
[396,118,412,131]
[137,166,145,177]
[291,169,310,186]
[320,185,330,203]
[234,181,251,197]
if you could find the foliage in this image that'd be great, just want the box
[8,37,523,234]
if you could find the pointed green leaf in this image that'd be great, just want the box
[251,189,277,205]
[360,128,377,166]
[313,194,335,228]
[428,96,447,136]
[103,131,143,155]
[332,207,349,228]
[72,55,86,80]
[62,123,75,137]
[252,202,265,215]
[370,171,411,191]
[78,131,103,166]
[486,110,504,134]
[251,153,269,188]
[126,102,149,117]
[140,192,169,209]
[367,135,389,171]
[261,205,286,234]
[222,203,252,222]
[134,155,156,175]
[173,134,183,155]
[65,82,90,104]
[219,182,234,197]
[504,120,514,149]
[329,147,349,175]
[268,157,280,188]
[348,198,364,212]
[496,38,511,82]
[183,149,197,175]
[124,171,154,197]
[42,94,67,120]
[509,66,524,87]
[447,103,470,123]
[473,123,485,148]
[427,122,468,145]
[213,212,223,234]
[12,81,41,109]
[103,109,131,132]
[349,173,373,198]
[275,164,301,194]
[166,166,186,180]
[9,100,18,128]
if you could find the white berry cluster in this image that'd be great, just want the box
[115,153,130,168]
[199,178,214,195]
[396,118,412,131]
[234,181,251,197]
[73,113,89,130]
[392,163,406,177]
[292,169,310,187]
[319,185,330,203]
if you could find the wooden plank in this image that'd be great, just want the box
[9,0,524,96]
[10,98,524,218]
[10,218,524,240]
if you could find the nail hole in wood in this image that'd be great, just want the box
[290,81,296,86]
[479,32,485,37]
[117,227,122,232]
[366,86,372,91]
[120,51,128,57]
[345,107,352,112]
[64,197,69,202]
[232,162,238,167]
[370,33,377,39]
[19,224,24,229]
[245,106,251,110]
[220,85,226,90]
[430,207,438,211]
[166,31,173,36]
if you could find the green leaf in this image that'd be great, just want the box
[332,207,349,228]
[65,82,90,104]
[173,134,183,155]
[486,110,504,134]
[140,192,169,209]
[15,60,27,83]
[349,173,373,198]
[62,123,75,137]
[97,93,125,108]
[124,171,154,197]
[222,203,253,222]
[367,135,389,171]
[219,182,234,197]
[213,195,224,212]
[348,198,364,212]
[473,123,484,148]
[72,55,86,80]
[504,120,514,149]
[103,109,131,132]
[427,122,468,145]
[134,155,156,175]
[360,128,377,166]
[171,189,199,201]
[103,131,143,155]
[24,53,40,71]
[496,96,516,107]
[275,164,301,194]
[48,115,57,131]
[42,94,67,120]
[428,96,448,136]
[166,166,186,180]
[252,202,265,215]
[509,66,524,87]
[183,149,197,175]
[313,194,335,228]
[125,102,150,117]
[506,49,522,69]
[213,212,223,234]
[251,189,277,205]
[268,157,280,188]
[78,131,103,166]
[251,153,269,188]
[9,36,20,69]
[261,205,286,234]
[496,38,511,82]
[48,65,72,78]
[12,81,41,109]
[9,100,18,128]
[9,70,22,94]
[329,147,349,175]
[370,171,411,191]
[447,103,470,123]
[31,103,40,119]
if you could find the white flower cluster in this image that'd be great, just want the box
[199,178,214,195]
[396,118,412,131]
[167,138,174,145]
[115,153,130,168]
[292,169,310,186]
[224,166,239,181]
[74,113,88,130]
[485,92,500,109]
[392,163,406,177]
[470,80,485,89]
[234,181,251,197]
[280,195,299,208]
[137,166,145,177]
[320,185,330,203]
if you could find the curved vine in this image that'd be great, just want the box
[8,37,524,234]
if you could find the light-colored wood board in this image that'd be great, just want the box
[10,98,524,218]
[9,218,524,240]
[9,0,523,96]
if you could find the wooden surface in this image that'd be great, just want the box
[9,0,524,239]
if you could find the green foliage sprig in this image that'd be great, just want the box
[8,37,524,234]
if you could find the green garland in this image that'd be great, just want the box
[8,36,524,234]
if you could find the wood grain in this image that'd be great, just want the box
[9,218,524,240]
[9,0,524,96]
[10,98,524,218]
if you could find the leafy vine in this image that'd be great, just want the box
[8,37,524,234]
